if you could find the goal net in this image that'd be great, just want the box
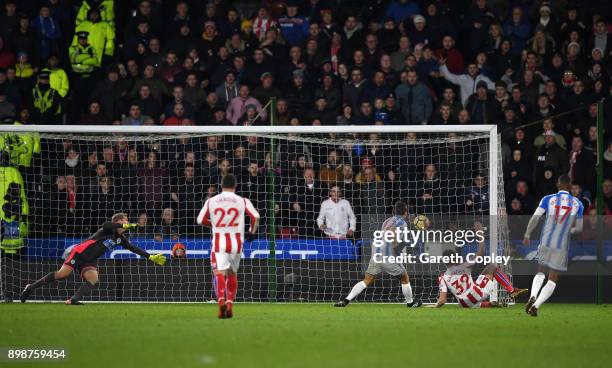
[0,125,512,304]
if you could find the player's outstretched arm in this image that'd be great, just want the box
[426,292,447,308]
[120,235,166,266]
[522,207,545,245]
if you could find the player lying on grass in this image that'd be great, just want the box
[20,213,166,305]
[522,174,583,317]
[197,174,260,319]
[428,241,527,308]
[335,201,422,308]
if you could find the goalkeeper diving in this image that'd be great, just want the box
[335,201,422,308]
[20,213,166,305]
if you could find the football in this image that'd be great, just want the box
[413,214,430,230]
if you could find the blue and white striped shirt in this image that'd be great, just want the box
[537,191,584,250]
[374,215,408,257]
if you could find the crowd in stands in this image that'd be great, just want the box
[0,0,611,243]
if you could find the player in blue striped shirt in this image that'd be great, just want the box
[522,175,584,316]
[334,201,422,308]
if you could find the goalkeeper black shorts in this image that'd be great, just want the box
[64,245,97,277]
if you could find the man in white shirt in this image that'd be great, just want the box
[317,186,356,239]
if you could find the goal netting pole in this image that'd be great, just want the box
[0,124,511,304]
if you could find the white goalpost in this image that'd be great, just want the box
[0,124,510,304]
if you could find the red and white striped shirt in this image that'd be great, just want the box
[438,264,490,307]
[253,16,277,41]
[196,191,260,254]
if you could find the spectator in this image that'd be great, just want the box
[439,59,495,106]
[286,167,322,237]
[31,5,62,63]
[0,2,18,42]
[89,66,126,121]
[533,131,569,191]
[251,72,281,107]
[0,89,15,120]
[81,100,109,124]
[154,207,180,242]
[171,164,203,234]
[385,0,420,23]
[504,148,532,191]
[226,85,265,125]
[285,68,312,115]
[133,83,160,121]
[394,69,432,124]
[341,68,369,113]
[130,64,170,104]
[278,2,309,47]
[391,36,412,72]
[533,120,567,150]
[308,96,336,126]
[0,36,16,69]
[503,6,531,56]
[163,103,192,126]
[466,81,499,125]
[134,212,152,238]
[317,186,357,239]
[163,86,194,120]
[137,151,167,216]
[464,174,489,214]
[319,149,343,186]
[214,69,239,107]
[513,180,536,213]
[11,14,40,66]
[121,104,148,126]
[570,183,592,210]
[171,243,186,259]
[604,140,612,180]
[242,48,274,89]
[568,136,596,194]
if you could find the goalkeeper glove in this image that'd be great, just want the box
[149,253,166,266]
[245,232,255,242]
[122,223,138,230]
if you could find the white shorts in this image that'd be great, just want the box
[211,252,241,272]
[536,245,568,272]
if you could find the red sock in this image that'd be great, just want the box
[215,274,226,301]
[226,274,238,302]
[493,268,514,293]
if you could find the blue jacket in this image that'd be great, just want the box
[278,15,309,46]
[394,82,432,124]
[503,20,531,55]
[385,1,420,23]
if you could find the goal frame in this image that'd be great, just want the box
[1,124,500,303]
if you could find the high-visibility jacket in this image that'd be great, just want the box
[72,20,115,65]
[76,0,115,29]
[44,67,69,97]
[69,43,98,72]
[32,85,61,115]
[0,166,29,253]
[0,122,40,168]
[15,63,34,79]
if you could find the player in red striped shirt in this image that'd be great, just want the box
[197,174,260,319]
[429,242,526,308]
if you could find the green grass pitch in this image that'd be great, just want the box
[2,303,611,368]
